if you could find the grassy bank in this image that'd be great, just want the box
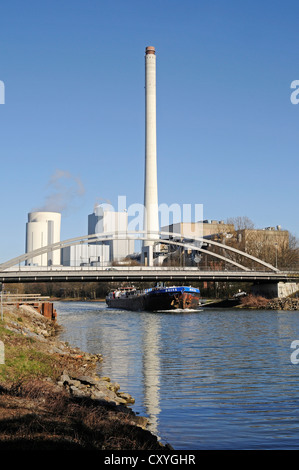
[0,305,166,450]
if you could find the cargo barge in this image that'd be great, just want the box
[106,285,200,312]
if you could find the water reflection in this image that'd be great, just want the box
[55,302,299,450]
[142,315,161,436]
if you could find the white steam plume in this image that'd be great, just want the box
[33,169,85,214]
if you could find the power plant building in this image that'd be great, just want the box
[25,211,61,266]
[161,221,235,240]
[61,243,110,267]
[25,205,135,267]
[88,205,134,262]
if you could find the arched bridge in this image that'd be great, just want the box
[0,231,298,284]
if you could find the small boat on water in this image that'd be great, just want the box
[105,285,201,312]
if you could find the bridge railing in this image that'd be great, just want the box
[3,265,296,274]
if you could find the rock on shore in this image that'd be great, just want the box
[267,297,299,311]
[58,371,136,407]
[3,303,138,408]
[239,294,299,310]
[0,303,165,449]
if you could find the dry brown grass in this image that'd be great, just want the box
[240,294,270,309]
[0,379,162,450]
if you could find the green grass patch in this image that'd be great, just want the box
[0,321,59,384]
[0,349,54,382]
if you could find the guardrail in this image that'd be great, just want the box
[1,265,299,273]
[0,268,297,284]
[0,293,50,304]
[0,293,56,321]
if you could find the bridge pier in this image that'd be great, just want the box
[251,282,299,299]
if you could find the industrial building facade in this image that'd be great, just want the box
[25,211,61,266]
[25,205,135,267]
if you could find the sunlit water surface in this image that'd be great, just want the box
[55,301,299,450]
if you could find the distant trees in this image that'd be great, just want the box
[226,216,255,230]
[281,233,299,269]
[218,230,298,270]
[199,216,299,270]
[5,282,111,300]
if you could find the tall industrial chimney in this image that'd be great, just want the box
[143,46,159,263]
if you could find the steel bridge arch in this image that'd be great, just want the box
[0,231,279,272]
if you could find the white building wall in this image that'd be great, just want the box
[161,222,203,240]
[26,220,48,266]
[26,211,61,266]
[61,244,110,267]
[88,205,134,262]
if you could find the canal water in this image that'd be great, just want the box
[55,301,299,450]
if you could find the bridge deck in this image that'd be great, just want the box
[0,267,297,283]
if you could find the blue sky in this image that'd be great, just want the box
[0,0,298,262]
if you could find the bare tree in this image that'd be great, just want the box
[279,233,299,269]
[226,216,255,230]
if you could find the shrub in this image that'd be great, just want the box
[240,294,270,309]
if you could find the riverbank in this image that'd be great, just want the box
[238,294,299,310]
[201,294,299,310]
[0,304,168,450]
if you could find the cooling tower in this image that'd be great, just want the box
[25,211,61,266]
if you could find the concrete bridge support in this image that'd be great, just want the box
[251,282,299,299]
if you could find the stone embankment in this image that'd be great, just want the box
[58,372,137,408]
[3,304,137,407]
[239,294,299,310]
[0,302,165,449]
[267,297,299,311]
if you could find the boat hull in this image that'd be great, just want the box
[106,289,200,312]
